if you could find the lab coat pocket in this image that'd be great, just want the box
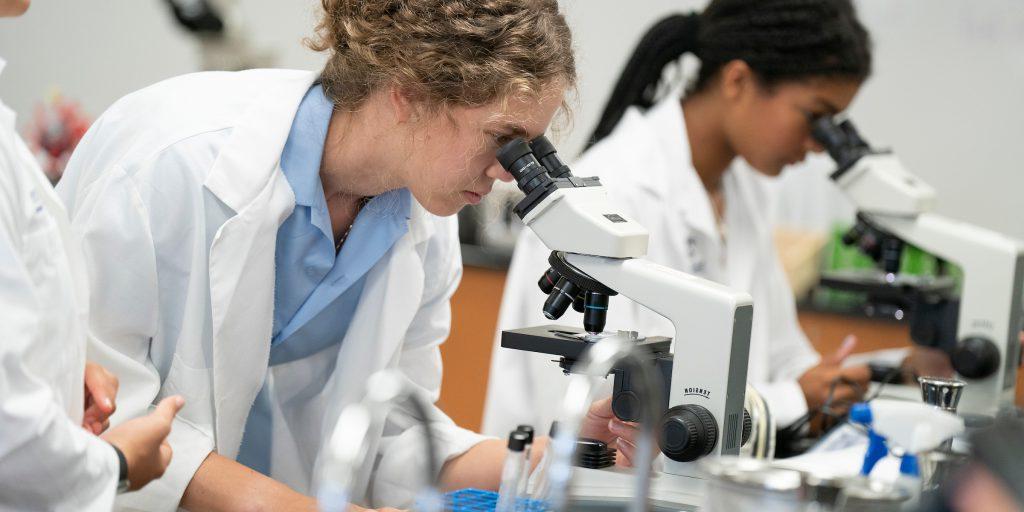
[161,353,215,437]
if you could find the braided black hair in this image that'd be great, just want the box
[586,0,872,149]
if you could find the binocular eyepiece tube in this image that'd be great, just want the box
[496,135,576,197]
[810,116,872,174]
[496,139,552,196]
[529,135,573,180]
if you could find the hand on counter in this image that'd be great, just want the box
[901,345,955,380]
[798,335,870,417]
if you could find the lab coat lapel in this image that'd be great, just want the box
[204,70,316,456]
[312,206,432,489]
[328,201,436,399]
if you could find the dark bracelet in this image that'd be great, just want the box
[110,444,130,493]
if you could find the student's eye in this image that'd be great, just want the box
[489,132,515,148]
[800,110,830,127]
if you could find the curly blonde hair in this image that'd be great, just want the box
[308,0,576,113]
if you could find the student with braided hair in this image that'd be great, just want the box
[487,0,875,461]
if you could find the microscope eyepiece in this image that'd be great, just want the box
[529,135,573,179]
[496,138,533,170]
[497,138,552,195]
[543,277,579,320]
[811,116,872,175]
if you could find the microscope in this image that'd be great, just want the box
[811,117,1024,417]
[494,137,755,488]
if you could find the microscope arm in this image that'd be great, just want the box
[813,117,1024,416]
[867,212,1024,415]
[496,137,757,473]
[564,253,753,475]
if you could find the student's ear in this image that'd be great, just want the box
[720,59,758,104]
[388,86,421,124]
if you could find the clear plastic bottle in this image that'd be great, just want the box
[496,431,529,512]
[529,422,559,502]
[515,425,535,497]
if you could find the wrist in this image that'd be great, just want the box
[109,443,131,493]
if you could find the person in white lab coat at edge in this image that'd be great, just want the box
[485,0,881,458]
[0,1,185,510]
[56,1,637,510]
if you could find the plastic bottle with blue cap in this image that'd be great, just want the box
[849,398,964,505]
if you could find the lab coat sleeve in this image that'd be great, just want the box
[756,248,821,427]
[0,185,119,511]
[370,217,490,505]
[62,166,214,509]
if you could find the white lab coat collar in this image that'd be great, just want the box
[201,69,434,244]
[203,71,314,213]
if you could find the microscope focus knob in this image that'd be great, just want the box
[952,336,1001,379]
[741,409,752,447]
[659,404,718,462]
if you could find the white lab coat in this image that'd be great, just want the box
[57,69,487,510]
[0,60,119,511]
[483,94,822,439]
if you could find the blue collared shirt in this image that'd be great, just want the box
[270,84,411,364]
[238,84,410,474]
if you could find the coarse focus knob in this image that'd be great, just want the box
[952,337,1001,379]
[659,404,718,462]
[741,408,752,447]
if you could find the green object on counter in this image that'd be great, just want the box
[814,223,962,312]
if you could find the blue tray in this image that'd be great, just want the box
[445,488,550,512]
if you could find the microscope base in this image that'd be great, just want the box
[565,466,704,511]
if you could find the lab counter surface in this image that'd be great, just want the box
[437,265,1024,433]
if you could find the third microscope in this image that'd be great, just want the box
[811,116,1024,418]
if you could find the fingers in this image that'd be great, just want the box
[83,408,108,435]
[840,364,872,388]
[587,397,615,420]
[608,418,637,439]
[153,395,185,424]
[578,397,619,442]
[159,441,173,469]
[825,335,858,366]
[84,363,118,415]
[615,437,636,468]
[87,418,110,435]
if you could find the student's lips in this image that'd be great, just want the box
[462,190,486,205]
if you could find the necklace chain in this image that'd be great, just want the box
[335,196,370,253]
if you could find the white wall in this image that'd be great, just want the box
[2,0,1022,238]
[0,0,325,119]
